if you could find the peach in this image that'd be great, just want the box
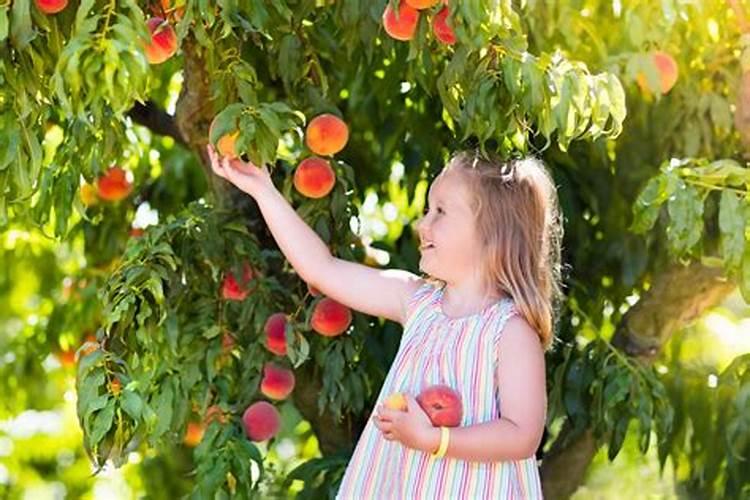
[96,166,133,202]
[384,392,408,411]
[260,362,296,401]
[35,0,67,14]
[57,349,76,368]
[293,157,336,198]
[416,384,463,427]
[144,17,178,65]
[311,298,352,337]
[405,0,439,8]
[183,421,204,447]
[129,228,145,238]
[636,51,678,95]
[383,1,420,41]
[221,262,255,301]
[264,313,288,356]
[209,116,240,159]
[80,183,98,206]
[305,113,349,156]
[432,6,456,45]
[242,401,281,442]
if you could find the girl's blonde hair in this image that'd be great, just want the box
[445,151,564,349]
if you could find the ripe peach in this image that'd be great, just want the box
[311,298,352,337]
[57,349,76,368]
[221,262,255,301]
[432,6,456,45]
[80,183,98,206]
[383,1,420,41]
[209,116,240,159]
[183,421,204,447]
[416,384,463,427]
[144,17,178,65]
[264,313,288,356]
[405,0,439,8]
[260,362,296,401]
[96,166,133,202]
[636,51,678,95]
[35,0,67,14]
[384,392,408,411]
[305,113,349,156]
[242,401,281,442]
[293,157,336,198]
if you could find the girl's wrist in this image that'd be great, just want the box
[423,426,442,454]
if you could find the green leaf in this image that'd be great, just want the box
[719,190,745,271]
[90,398,116,444]
[121,390,143,420]
[10,0,34,50]
[666,182,704,255]
[0,6,9,42]
[608,416,630,460]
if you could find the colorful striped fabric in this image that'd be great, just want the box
[335,280,544,499]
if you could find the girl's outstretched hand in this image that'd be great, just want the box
[207,144,274,199]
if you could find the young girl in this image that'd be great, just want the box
[207,146,562,499]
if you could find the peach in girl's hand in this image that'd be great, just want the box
[384,392,408,411]
[416,384,463,427]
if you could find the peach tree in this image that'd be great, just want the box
[1,0,749,498]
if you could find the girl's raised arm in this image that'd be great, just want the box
[208,146,422,325]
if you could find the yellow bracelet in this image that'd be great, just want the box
[432,426,450,458]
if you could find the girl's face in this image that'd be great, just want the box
[416,169,484,284]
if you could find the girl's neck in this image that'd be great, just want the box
[439,281,505,317]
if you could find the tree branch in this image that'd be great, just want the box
[128,101,187,147]
[541,260,736,499]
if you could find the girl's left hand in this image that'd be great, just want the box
[373,395,436,453]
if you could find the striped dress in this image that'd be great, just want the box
[335,280,543,499]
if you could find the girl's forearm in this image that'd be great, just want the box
[424,418,540,463]
[254,187,332,284]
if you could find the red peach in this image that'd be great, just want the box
[636,51,678,95]
[383,1,420,41]
[35,0,67,14]
[221,262,255,301]
[260,362,296,401]
[305,114,349,156]
[183,421,204,447]
[264,313,288,356]
[144,17,178,65]
[311,298,352,337]
[96,166,133,202]
[416,384,463,427]
[242,401,281,442]
[293,157,336,199]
